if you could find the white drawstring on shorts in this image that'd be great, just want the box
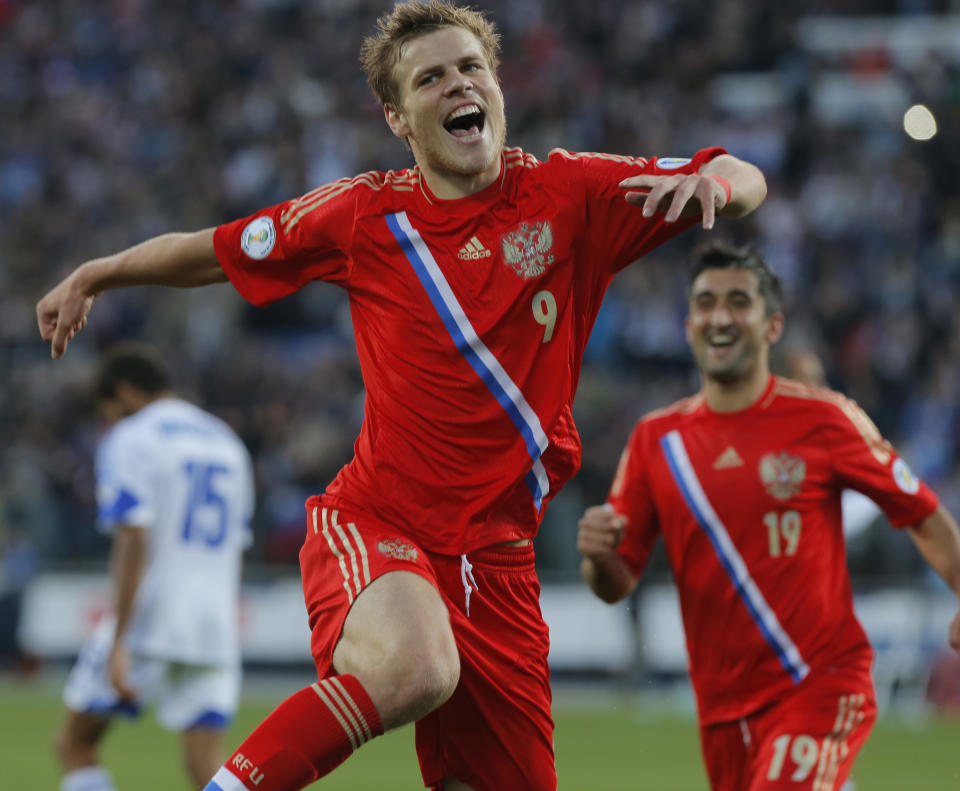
[739,718,752,748]
[460,553,479,617]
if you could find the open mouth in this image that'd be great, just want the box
[707,333,737,349]
[443,104,486,138]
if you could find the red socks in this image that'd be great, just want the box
[208,675,383,791]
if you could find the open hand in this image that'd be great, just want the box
[619,172,729,230]
[36,273,98,359]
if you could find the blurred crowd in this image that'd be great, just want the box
[3,0,960,588]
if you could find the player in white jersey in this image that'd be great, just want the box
[57,343,255,791]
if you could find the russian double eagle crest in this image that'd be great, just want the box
[502,221,555,278]
[759,452,806,500]
[377,538,418,562]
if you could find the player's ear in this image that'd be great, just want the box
[766,312,785,344]
[384,103,410,139]
[684,314,694,346]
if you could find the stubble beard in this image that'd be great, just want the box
[413,112,507,178]
[700,343,756,386]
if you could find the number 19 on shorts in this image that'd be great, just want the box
[767,733,819,782]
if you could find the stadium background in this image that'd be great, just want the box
[2,0,960,787]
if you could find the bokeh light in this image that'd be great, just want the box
[903,104,938,141]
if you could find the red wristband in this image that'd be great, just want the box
[708,175,732,206]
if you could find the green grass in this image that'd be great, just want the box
[4,675,960,790]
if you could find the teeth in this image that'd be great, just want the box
[446,104,481,123]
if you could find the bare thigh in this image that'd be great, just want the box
[332,570,460,731]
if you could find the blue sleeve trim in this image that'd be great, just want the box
[98,489,141,524]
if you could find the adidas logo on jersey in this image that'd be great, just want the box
[458,236,492,260]
[713,446,744,469]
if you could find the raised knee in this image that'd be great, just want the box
[370,645,460,728]
[395,645,460,715]
[415,649,460,709]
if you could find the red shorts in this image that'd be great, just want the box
[299,496,555,791]
[700,666,877,791]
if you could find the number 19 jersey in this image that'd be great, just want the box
[608,376,938,724]
[214,146,724,554]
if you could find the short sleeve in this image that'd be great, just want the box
[549,146,726,275]
[95,428,156,532]
[827,396,938,528]
[607,423,662,576]
[213,176,364,307]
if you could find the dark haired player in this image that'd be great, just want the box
[56,344,253,791]
[578,243,960,791]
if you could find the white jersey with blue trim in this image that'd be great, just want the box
[95,398,254,666]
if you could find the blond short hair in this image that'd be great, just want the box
[360,0,501,108]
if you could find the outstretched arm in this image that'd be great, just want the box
[907,504,960,654]
[37,228,225,359]
[699,154,767,218]
[577,504,638,603]
[619,153,767,230]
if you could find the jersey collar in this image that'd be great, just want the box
[701,374,777,417]
[415,153,509,215]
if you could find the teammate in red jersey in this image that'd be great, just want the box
[578,242,960,791]
[36,3,766,790]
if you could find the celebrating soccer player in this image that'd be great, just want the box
[578,242,960,791]
[37,3,766,790]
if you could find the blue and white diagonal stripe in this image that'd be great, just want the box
[660,430,810,683]
[386,211,549,509]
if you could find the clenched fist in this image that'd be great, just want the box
[577,503,627,561]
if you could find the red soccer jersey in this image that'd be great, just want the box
[214,146,724,554]
[608,375,938,725]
